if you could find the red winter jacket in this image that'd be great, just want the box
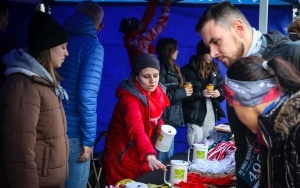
[123,0,170,68]
[104,77,169,186]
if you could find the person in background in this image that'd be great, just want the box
[155,37,192,162]
[103,53,169,186]
[287,17,300,41]
[224,56,300,187]
[195,1,300,186]
[119,0,172,68]
[57,2,104,188]
[0,11,69,187]
[0,0,8,38]
[0,0,17,85]
[181,40,225,147]
[0,0,9,85]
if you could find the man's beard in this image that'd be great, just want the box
[227,36,245,67]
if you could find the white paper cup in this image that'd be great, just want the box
[155,125,177,152]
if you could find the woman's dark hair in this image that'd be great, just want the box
[227,56,300,92]
[119,17,139,35]
[30,50,61,84]
[156,38,184,86]
[194,54,218,79]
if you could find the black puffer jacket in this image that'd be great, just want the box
[181,56,225,126]
[258,91,300,188]
[159,60,187,127]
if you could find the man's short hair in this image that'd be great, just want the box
[195,1,250,32]
[75,1,104,25]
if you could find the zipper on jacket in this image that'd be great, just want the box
[165,82,178,86]
[116,141,132,163]
[258,118,271,188]
[147,97,151,136]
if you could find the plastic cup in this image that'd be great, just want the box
[206,84,214,91]
[183,82,192,88]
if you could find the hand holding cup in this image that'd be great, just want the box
[203,84,214,98]
[183,82,193,96]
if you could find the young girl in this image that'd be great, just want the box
[155,37,192,162]
[0,11,69,187]
[181,40,225,147]
[224,56,300,187]
[104,53,170,186]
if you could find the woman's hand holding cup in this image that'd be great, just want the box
[183,82,193,96]
[203,84,215,98]
[210,89,220,98]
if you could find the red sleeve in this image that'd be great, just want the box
[122,96,156,161]
[140,0,159,30]
[157,118,164,135]
[136,4,170,50]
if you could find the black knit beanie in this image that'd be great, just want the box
[196,40,210,55]
[132,53,160,76]
[28,11,69,53]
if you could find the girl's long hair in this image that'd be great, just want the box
[30,50,60,85]
[195,55,218,79]
[156,38,184,86]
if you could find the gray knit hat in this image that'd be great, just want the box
[132,53,160,76]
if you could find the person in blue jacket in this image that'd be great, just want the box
[57,2,104,188]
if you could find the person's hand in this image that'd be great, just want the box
[147,155,167,171]
[184,87,193,97]
[78,146,93,162]
[202,89,213,98]
[210,89,220,98]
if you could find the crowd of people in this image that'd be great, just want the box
[1,0,300,187]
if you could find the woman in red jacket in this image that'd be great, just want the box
[104,53,170,186]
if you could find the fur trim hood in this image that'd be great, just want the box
[274,91,300,139]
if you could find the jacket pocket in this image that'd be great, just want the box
[117,142,133,165]
[42,147,50,177]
